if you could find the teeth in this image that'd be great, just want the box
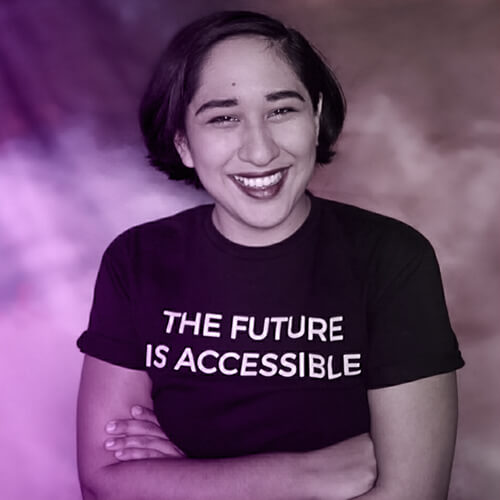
[234,171,283,188]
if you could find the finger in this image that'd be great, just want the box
[130,405,160,426]
[105,435,186,457]
[105,418,166,439]
[114,447,167,461]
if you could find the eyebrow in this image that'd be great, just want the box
[265,90,305,103]
[194,90,305,116]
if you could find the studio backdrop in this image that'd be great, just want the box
[0,1,498,499]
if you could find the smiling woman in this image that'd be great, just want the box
[175,36,322,244]
[76,10,464,500]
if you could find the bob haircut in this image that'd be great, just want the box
[139,10,346,188]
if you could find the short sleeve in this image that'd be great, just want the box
[77,233,145,370]
[364,226,464,389]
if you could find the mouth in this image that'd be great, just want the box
[231,168,288,199]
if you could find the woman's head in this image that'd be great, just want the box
[139,10,346,188]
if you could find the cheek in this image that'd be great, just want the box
[190,131,238,170]
[275,120,317,158]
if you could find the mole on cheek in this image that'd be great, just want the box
[231,82,236,87]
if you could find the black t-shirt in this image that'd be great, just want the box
[77,193,464,458]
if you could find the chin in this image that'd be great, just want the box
[237,203,296,231]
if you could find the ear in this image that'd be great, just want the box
[174,132,194,168]
[314,93,323,145]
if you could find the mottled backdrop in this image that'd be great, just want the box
[0,0,498,499]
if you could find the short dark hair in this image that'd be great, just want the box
[139,10,346,188]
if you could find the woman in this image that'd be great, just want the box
[76,10,465,500]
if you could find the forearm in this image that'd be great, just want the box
[78,359,375,500]
[358,373,459,500]
[351,484,448,500]
[351,486,400,500]
[85,452,310,500]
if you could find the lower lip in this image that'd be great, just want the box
[232,169,288,200]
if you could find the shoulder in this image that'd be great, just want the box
[314,195,434,261]
[316,197,446,310]
[102,203,213,263]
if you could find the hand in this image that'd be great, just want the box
[302,433,377,500]
[104,405,185,461]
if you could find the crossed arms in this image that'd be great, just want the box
[77,355,458,500]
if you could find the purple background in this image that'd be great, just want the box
[0,0,499,498]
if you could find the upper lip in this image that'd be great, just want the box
[231,166,289,178]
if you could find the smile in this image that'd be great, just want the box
[232,170,284,189]
[230,168,288,200]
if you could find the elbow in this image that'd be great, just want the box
[80,484,98,500]
[80,482,115,500]
[79,468,115,500]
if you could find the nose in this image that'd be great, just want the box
[237,120,280,167]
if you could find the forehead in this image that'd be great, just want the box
[192,36,305,101]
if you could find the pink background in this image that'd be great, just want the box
[0,1,498,498]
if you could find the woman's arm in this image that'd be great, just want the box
[77,355,376,500]
[353,371,459,500]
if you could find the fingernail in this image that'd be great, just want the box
[106,421,116,432]
[105,439,115,448]
[132,405,142,416]
[115,450,123,458]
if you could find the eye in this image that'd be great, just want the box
[207,115,239,126]
[269,107,297,119]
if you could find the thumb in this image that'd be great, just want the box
[130,405,160,425]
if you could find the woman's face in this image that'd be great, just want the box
[175,36,321,246]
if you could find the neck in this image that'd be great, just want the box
[212,194,311,247]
